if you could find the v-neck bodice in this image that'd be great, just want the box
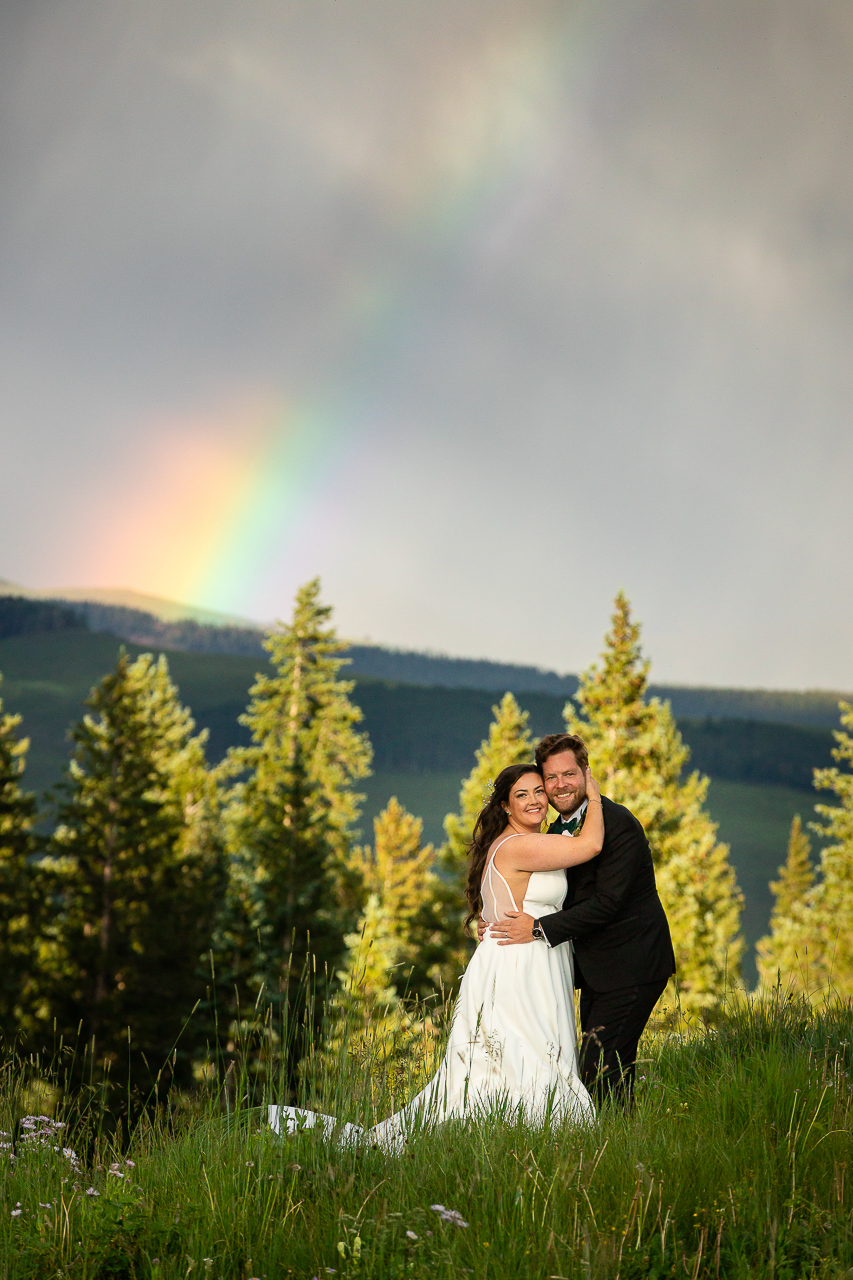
[481,834,568,924]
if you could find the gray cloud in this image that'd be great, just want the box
[1,0,852,687]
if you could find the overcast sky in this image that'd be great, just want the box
[1,0,852,688]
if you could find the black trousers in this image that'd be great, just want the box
[578,978,669,1106]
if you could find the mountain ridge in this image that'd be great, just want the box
[1,583,850,724]
[0,579,253,628]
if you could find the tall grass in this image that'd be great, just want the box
[1,985,852,1279]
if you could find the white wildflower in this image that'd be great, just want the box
[430,1204,469,1228]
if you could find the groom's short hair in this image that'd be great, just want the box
[535,733,589,772]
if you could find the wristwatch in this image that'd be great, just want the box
[532,919,545,941]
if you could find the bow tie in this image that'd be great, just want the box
[560,812,584,835]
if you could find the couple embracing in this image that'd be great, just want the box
[270,732,675,1150]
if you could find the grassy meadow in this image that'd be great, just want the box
[3,621,852,1277]
[1,990,852,1279]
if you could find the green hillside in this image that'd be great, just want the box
[3,629,837,796]
[5,589,851,724]
[706,779,818,977]
[0,629,267,795]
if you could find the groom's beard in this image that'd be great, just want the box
[550,785,588,816]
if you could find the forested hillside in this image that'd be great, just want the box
[0,594,844,980]
[0,608,836,796]
[9,594,849,725]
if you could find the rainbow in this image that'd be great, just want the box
[80,6,610,619]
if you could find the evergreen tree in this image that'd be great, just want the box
[756,815,815,990]
[428,693,534,987]
[44,653,224,1095]
[218,580,372,1025]
[327,799,437,1061]
[804,701,853,996]
[568,593,743,1013]
[0,677,38,1043]
[341,799,436,1004]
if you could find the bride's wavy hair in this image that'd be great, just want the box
[464,762,543,931]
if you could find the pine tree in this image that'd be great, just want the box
[771,815,815,916]
[43,653,224,1095]
[803,701,853,996]
[340,798,436,1007]
[427,693,534,987]
[0,677,38,1044]
[218,580,372,1026]
[756,815,815,990]
[568,593,743,1013]
[327,799,437,1065]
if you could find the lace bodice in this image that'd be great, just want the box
[481,834,568,923]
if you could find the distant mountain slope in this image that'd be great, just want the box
[60,602,269,658]
[0,596,82,639]
[28,596,582,695]
[651,686,849,731]
[3,583,850,724]
[0,617,838,798]
[346,646,578,696]
[351,682,835,790]
[0,579,250,626]
[0,627,265,795]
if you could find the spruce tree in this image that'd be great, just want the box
[756,815,815,990]
[568,593,743,1013]
[805,701,853,996]
[327,799,436,1061]
[44,653,224,1095]
[218,580,372,1025]
[342,799,436,1003]
[0,677,38,1044]
[428,693,534,987]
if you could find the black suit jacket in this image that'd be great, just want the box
[539,796,676,992]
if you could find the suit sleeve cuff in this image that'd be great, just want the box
[539,916,558,948]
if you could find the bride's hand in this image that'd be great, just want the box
[585,767,601,805]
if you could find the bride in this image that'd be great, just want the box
[269,762,604,1150]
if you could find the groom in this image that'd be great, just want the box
[487,733,675,1105]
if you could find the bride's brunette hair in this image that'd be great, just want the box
[464,762,543,931]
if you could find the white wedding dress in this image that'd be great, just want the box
[269,835,594,1151]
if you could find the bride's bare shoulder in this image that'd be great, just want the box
[489,829,527,865]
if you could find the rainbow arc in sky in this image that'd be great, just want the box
[84,8,607,617]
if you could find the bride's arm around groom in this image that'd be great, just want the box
[494,733,675,1104]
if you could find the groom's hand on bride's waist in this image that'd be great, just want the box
[491,911,535,945]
